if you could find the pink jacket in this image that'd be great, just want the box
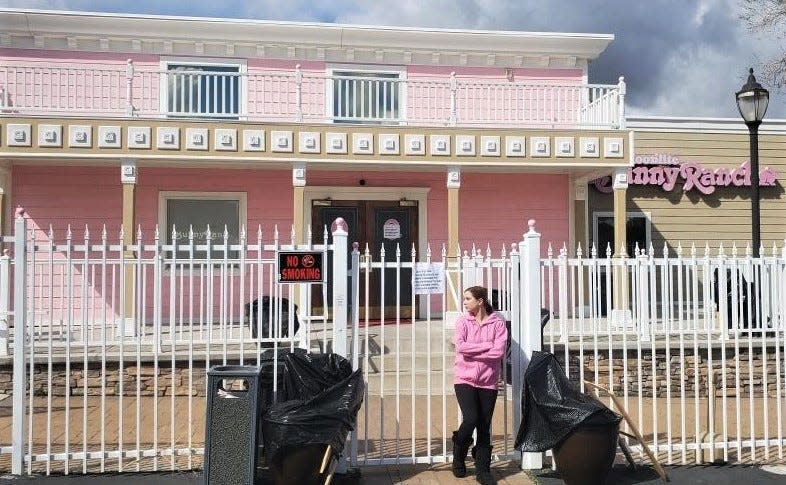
[453,312,508,389]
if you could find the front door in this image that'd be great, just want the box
[312,200,418,319]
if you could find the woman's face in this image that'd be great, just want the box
[463,291,483,315]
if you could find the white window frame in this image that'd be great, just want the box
[158,191,248,258]
[159,57,248,119]
[325,64,407,124]
[591,211,652,255]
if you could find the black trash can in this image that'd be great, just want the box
[204,365,263,485]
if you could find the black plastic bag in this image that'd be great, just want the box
[261,351,365,462]
[245,296,300,339]
[515,351,620,452]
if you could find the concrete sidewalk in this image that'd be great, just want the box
[3,463,786,484]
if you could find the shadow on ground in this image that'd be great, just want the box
[533,463,786,484]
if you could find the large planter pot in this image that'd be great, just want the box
[552,423,619,485]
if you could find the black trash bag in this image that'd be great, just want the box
[515,351,620,452]
[245,296,300,339]
[261,351,365,463]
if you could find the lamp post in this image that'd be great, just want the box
[735,68,769,257]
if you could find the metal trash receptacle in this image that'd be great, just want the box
[204,365,263,485]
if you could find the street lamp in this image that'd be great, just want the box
[735,68,769,257]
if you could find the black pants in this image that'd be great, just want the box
[454,383,498,447]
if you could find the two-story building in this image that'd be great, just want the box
[1,8,632,318]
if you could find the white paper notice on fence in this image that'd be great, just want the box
[413,262,445,294]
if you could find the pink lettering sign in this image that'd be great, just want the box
[593,156,778,195]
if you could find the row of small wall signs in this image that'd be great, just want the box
[277,250,444,294]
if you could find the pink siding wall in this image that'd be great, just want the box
[11,165,568,325]
[460,173,569,254]
[14,165,122,239]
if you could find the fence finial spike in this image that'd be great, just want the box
[48,224,54,240]
[240,224,246,241]
[426,243,432,260]
[772,241,778,257]
[442,243,447,258]
[171,224,177,240]
[676,241,683,257]
[486,243,492,258]
[396,242,401,257]
[690,242,696,258]
[590,242,597,258]
[648,241,654,255]
[188,224,194,240]
[717,242,725,256]
[83,224,90,239]
[501,244,507,258]
[290,225,296,244]
[411,242,417,258]
[136,224,142,241]
[560,243,567,257]
[257,224,262,240]
[154,224,160,240]
[704,242,710,257]
[273,224,279,243]
[547,242,553,258]
[205,225,212,243]
[118,224,124,241]
[606,242,612,258]
[101,224,107,240]
[576,243,583,258]
[66,224,72,239]
[379,243,386,257]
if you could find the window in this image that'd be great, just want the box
[160,193,247,260]
[592,212,651,256]
[330,69,403,123]
[161,60,244,119]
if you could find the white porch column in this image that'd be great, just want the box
[0,162,11,237]
[120,159,137,336]
[292,163,306,244]
[611,167,630,325]
[445,165,461,325]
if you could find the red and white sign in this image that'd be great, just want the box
[593,154,778,195]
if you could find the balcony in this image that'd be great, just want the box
[0,61,626,129]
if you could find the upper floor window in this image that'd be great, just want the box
[162,60,245,119]
[330,68,403,124]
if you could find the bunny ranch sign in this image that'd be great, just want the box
[593,153,779,195]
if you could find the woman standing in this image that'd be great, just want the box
[452,286,508,485]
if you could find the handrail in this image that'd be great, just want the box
[1,61,624,128]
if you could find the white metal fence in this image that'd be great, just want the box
[0,62,625,128]
[1,214,784,476]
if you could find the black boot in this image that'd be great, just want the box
[473,445,496,485]
[451,431,472,478]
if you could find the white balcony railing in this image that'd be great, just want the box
[0,61,626,129]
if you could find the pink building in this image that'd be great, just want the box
[1,9,631,320]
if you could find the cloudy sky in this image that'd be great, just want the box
[2,0,784,119]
